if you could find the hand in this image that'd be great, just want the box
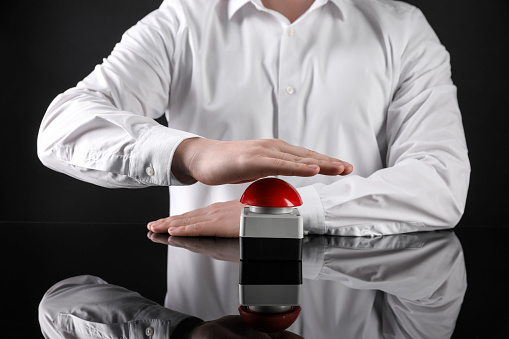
[147,232,240,262]
[171,138,353,185]
[147,200,246,237]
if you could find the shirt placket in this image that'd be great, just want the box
[277,23,303,145]
[251,0,326,144]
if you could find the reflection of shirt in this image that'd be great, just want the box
[38,0,470,235]
[165,231,466,338]
[38,232,466,338]
[39,275,202,339]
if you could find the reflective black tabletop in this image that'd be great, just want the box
[2,222,507,338]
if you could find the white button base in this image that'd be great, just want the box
[240,207,303,239]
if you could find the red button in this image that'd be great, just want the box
[240,178,302,208]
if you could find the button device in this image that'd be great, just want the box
[239,177,304,261]
[238,177,303,332]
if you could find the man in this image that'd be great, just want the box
[37,0,470,237]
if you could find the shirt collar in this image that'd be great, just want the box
[227,0,347,21]
[328,0,348,19]
[227,0,251,19]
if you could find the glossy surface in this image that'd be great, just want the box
[165,231,465,338]
[2,222,508,338]
[240,178,303,208]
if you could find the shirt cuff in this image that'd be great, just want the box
[297,185,326,235]
[129,125,199,186]
[135,304,203,338]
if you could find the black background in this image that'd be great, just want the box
[2,0,508,225]
[2,2,509,337]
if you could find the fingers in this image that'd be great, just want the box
[147,219,171,233]
[148,218,211,236]
[269,140,353,176]
[168,222,216,237]
[259,158,321,177]
[248,155,350,179]
[342,162,353,175]
[167,220,240,238]
[147,200,244,238]
[277,140,335,161]
[147,207,211,233]
[283,156,347,176]
[147,215,208,235]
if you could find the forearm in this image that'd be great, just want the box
[299,157,469,236]
[37,87,198,188]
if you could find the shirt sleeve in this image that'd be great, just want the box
[37,4,199,188]
[39,275,203,339]
[298,8,470,236]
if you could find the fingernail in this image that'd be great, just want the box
[331,161,344,167]
[307,164,319,169]
[168,227,176,233]
[341,161,352,168]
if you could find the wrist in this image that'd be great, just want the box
[171,137,202,184]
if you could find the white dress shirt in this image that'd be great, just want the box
[37,0,470,235]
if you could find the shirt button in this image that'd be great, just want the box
[146,166,155,176]
[145,327,154,336]
[286,86,295,95]
[287,28,294,36]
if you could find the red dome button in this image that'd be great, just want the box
[240,178,302,208]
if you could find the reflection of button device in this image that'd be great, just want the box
[238,258,302,333]
[238,305,301,334]
[239,177,303,261]
[239,260,302,307]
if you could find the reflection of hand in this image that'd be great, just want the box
[148,200,246,237]
[147,231,240,262]
[171,138,353,185]
[189,315,304,339]
[147,231,171,245]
